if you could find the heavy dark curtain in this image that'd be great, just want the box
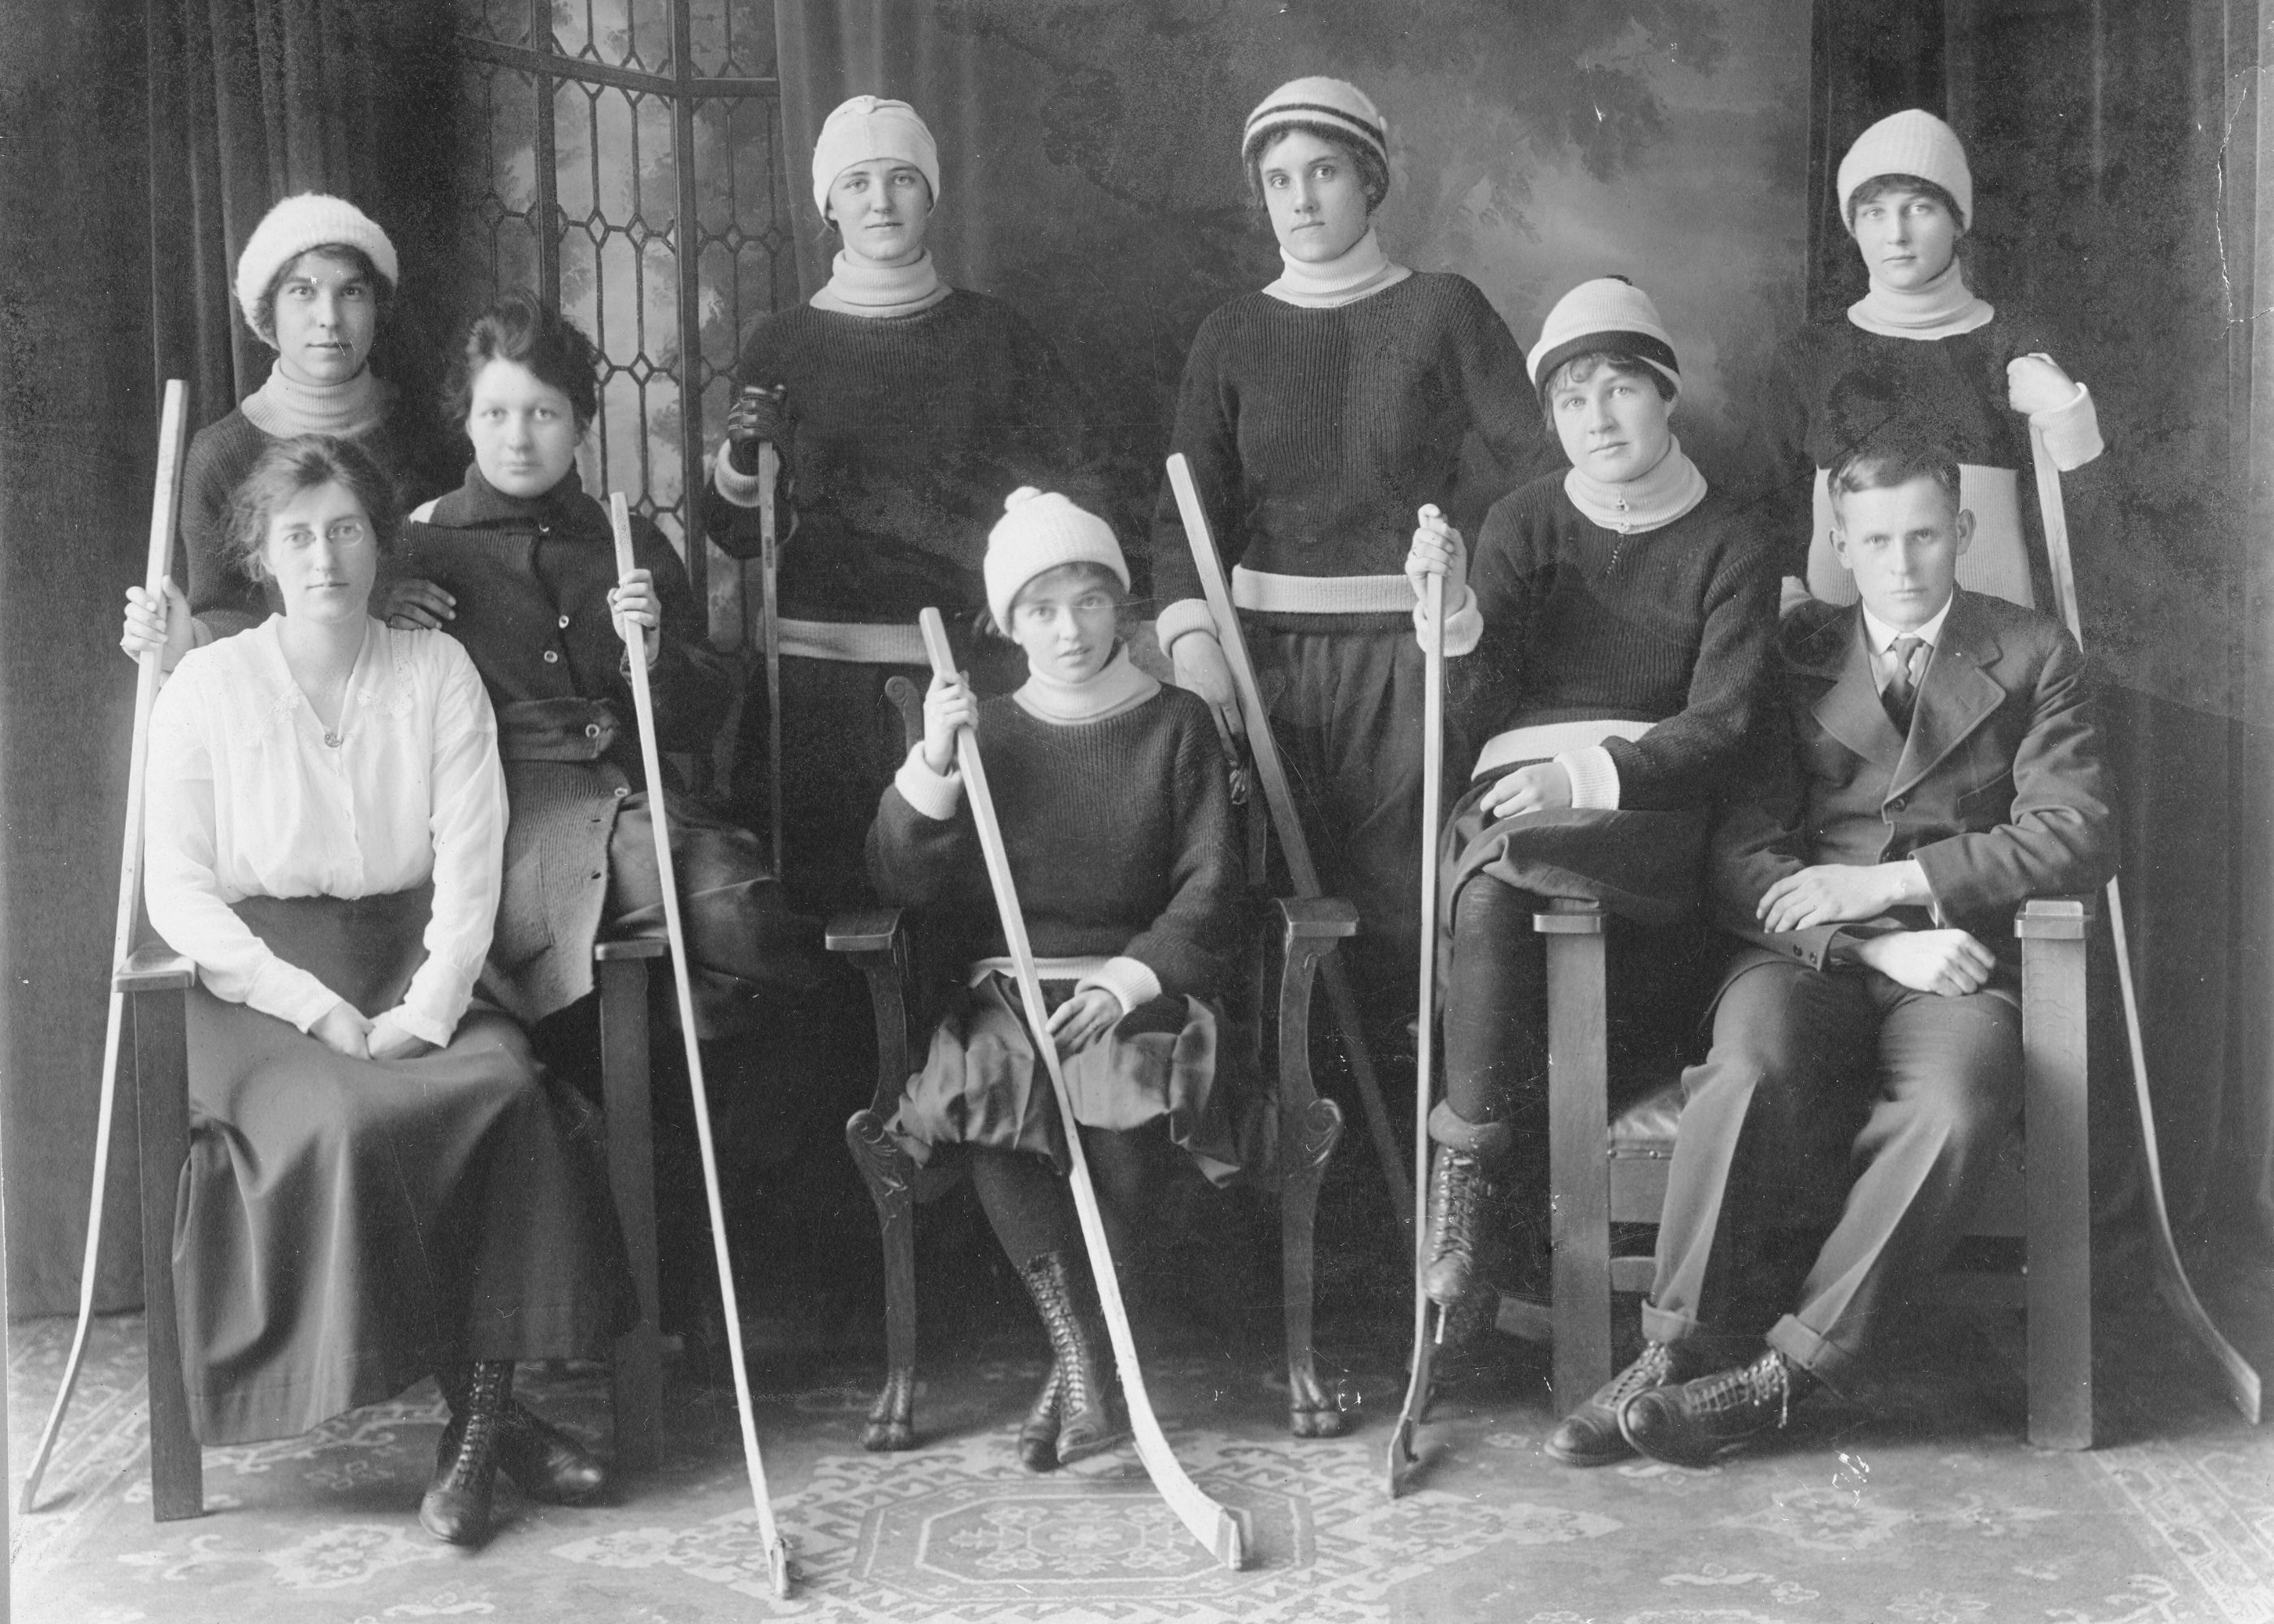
[0,0,456,1318]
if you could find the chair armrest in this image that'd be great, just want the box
[2015,895,2095,939]
[828,908,906,955]
[1274,896,1359,939]
[1533,896,1608,935]
[116,946,196,994]
[594,936,669,962]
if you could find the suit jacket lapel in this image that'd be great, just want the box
[1806,609,1908,773]
[1890,592,2006,798]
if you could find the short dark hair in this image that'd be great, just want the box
[1538,350,1677,430]
[225,434,401,582]
[1243,122,1390,212]
[1846,173,1965,235]
[253,244,395,345]
[443,290,603,433]
[1827,434,1962,516]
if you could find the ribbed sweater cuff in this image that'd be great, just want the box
[1155,598,1218,654]
[2031,381,2103,471]
[712,447,768,510]
[1555,745,1621,811]
[1078,956,1162,1016]
[894,742,963,821]
[1416,585,1481,657]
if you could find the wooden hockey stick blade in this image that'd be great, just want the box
[920,609,1247,1569]
[24,379,190,1515]
[1388,568,1447,1499]
[1165,453,1415,1246]
[612,497,793,1596]
[2027,431,2260,1423]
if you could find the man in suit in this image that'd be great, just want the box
[1542,433,2116,1470]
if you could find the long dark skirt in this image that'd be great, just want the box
[890,976,1258,1188]
[177,888,636,1446]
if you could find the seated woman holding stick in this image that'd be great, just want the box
[140,434,634,1547]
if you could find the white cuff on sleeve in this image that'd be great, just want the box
[1155,598,1218,656]
[1416,584,1481,657]
[385,1002,456,1051]
[2031,380,2103,471]
[251,959,348,1034]
[1555,745,1622,811]
[894,742,964,821]
[1077,956,1163,1016]
[711,447,769,509]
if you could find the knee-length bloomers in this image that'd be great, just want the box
[142,621,632,1445]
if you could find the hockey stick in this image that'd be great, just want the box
[753,422,785,878]
[21,380,190,1515]
[1165,453,1416,1249]
[919,607,1247,1569]
[1386,562,1446,1497]
[610,496,793,1596]
[2027,431,2261,1423]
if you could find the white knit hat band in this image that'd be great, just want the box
[984,487,1128,631]
[1243,76,1388,162]
[1836,109,1973,229]
[811,95,940,218]
[233,194,399,342]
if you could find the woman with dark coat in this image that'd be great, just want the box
[141,434,633,1548]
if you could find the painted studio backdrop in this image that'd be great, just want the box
[2,0,2268,1334]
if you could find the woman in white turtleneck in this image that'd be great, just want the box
[1399,278,1779,1367]
[701,95,1101,914]
[131,195,454,652]
[1148,76,1552,1047]
[1770,110,2103,612]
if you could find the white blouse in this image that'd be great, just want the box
[144,618,507,1047]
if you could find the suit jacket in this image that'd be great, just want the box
[1712,590,2115,971]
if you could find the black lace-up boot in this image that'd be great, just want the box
[1020,1251,1118,1467]
[1422,1144,1502,1307]
[422,1361,513,1544]
[1546,1341,1684,1466]
[1618,1345,1819,1468]
[438,1366,608,1505]
[1017,1360,1064,1473]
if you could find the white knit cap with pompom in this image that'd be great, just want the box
[1243,76,1389,165]
[233,194,399,343]
[984,486,1127,632]
[1526,275,1680,396]
[811,95,940,218]
[1836,109,1973,230]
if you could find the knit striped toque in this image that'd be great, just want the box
[1527,276,1680,398]
[1837,109,1972,229]
[1243,76,1388,165]
[985,487,1128,631]
[235,194,398,342]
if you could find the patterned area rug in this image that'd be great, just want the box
[8,1303,2271,1622]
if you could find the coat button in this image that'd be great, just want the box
[559,615,571,628]
[614,785,629,797]
[1889,796,1906,810]
[543,650,560,663]
[585,723,601,738]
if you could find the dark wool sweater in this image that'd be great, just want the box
[1762,307,2075,585]
[180,398,443,636]
[867,686,1243,1000]
[1149,272,1554,624]
[402,467,730,783]
[1459,478,1780,812]
[702,291,1100,624]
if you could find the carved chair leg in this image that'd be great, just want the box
[846,1110,919,1450]
[1282,1095,1346,1437]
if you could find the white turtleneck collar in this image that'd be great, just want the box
[1848,253,1995,339]
[240,364,387,441]
[1263,226,1413,310]
[811,248,950,317]
[1013,644,1161,724]
[1563,435,1710,535]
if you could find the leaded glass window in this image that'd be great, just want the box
[452,0,789,645]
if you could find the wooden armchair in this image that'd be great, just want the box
[832,675,1360,1447]
[1530,892,2095,1449]
[119,936,670,1521]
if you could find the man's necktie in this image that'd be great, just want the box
[1883,633,1925,730]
